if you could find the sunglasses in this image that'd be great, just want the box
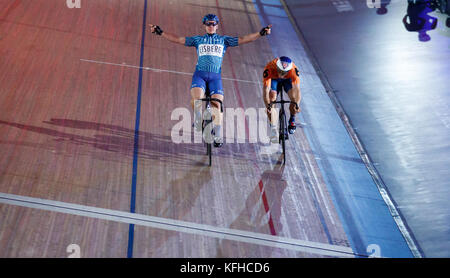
[204,22,218,27]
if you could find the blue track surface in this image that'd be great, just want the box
[252,0,414,258]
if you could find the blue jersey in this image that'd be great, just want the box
[185,33,239,74]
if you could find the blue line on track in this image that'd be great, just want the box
[127,0,148,259]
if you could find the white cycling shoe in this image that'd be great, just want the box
[269,127,278,143]
[213,136,223,148]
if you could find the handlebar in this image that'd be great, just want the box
[200,97,224,113]
[268,100,299,110]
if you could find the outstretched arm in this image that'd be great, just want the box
[238,24,272,45]
[149,24,185,45]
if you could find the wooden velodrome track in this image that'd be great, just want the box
[0,0,360,258]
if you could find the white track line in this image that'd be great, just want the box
[0,192,354,257]
[79,59,260,84]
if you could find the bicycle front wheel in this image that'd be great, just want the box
[280,113,286,164]
[203,119,213,166]
[208,143,212,166]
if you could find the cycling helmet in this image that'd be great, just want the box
[276,56,293,72]
[203,14,219,25]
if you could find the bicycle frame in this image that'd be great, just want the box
[268,84,299,164]
[199,93,223,166]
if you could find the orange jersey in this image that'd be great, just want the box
[263,58,300,88]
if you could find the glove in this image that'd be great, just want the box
[152,25,164,35]
[259,25,271,36]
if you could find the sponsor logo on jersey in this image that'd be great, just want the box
[198,44,224,57]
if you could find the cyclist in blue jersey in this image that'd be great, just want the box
[150,14,271,147]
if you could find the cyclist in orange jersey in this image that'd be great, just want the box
[262,56,301,143]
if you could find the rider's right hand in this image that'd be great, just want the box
[149,24,163,35]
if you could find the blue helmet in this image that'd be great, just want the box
[203,14,219,25]
[276,56,293,72]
